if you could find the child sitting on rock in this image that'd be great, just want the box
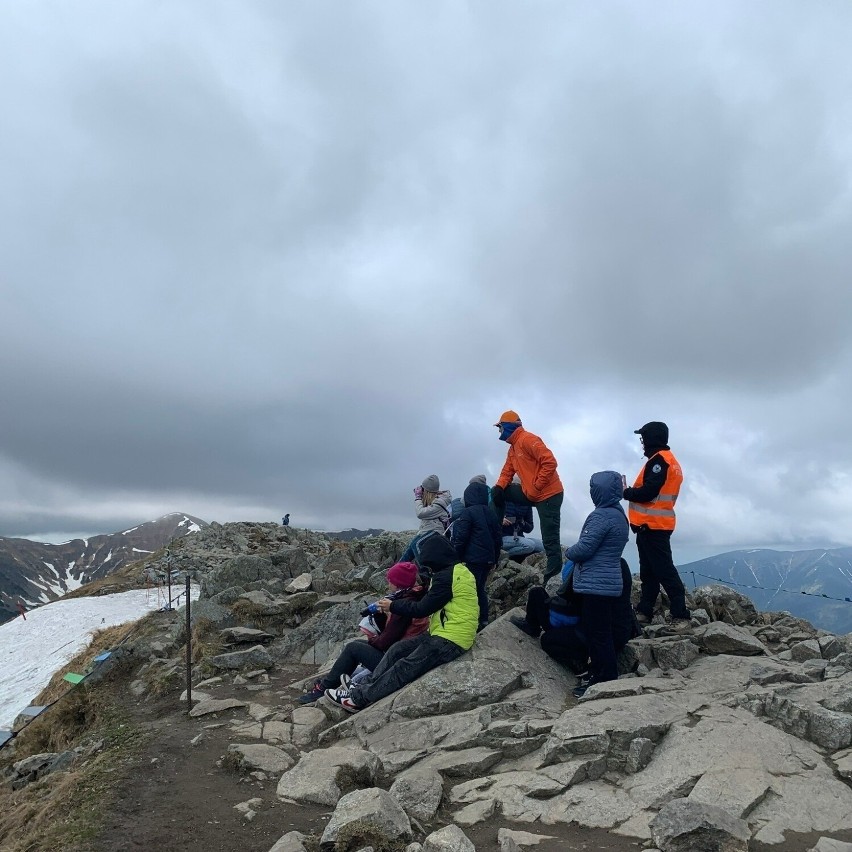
[298,561,427,703]
[324,532,479,713]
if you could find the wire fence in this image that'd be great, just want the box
[685,570,852,604]
[1,575,196,753]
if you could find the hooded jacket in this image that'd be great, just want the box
[623,422,682,532]
[452,482,502,566]
[495,426,562,502]
[390,533,479,650]
[566,471,629,597]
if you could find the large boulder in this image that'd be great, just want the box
[319,787,411,849]
[650,798,749,851]
[275,746,380,806]
[202,555,284,598]
[689,585,759,626]
[693,622,766,656]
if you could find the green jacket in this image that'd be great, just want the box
[390,562,479,651]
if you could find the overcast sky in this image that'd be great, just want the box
[2,1,852,563]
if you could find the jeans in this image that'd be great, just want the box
[319,640,384,690]
[502,536,544,559]
[348,633,464,708]
[494,485,563,579]
[635,528,690,619]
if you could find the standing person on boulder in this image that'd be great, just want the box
[451,478,502,631]
[565,470,630,696]
[623,421,690,627]
[491,411,564,580]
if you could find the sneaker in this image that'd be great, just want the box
[572,683,588,699]
[339,673,351,690]
[509,615,540,638]
[297,681,325,704]
[324,686,360,713]
[635,610,651,625]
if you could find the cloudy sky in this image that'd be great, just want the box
[2,1,852,564]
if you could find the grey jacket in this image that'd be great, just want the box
[415,491,453,535]
[566,471,629,598]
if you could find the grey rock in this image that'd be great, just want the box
[809,840,852,852]
[220,627,274,645]
[270,545,310,577]
[275,746,380,806]
[790,639,823,662]
[227,743,294,774]
[286,573,313,593]
[189,698,248,717]
[210,644,273,671]
[267,830,308,852]
[422,824,475,852]
[497,828,556,847]
[693,622,766,656]
[320,787,411,848]
[202,554,282,598]
[653,638,701,670]
[209,585,246,606]
[650,798,749,851]
[689,585,759,626]
[390,769,444,821]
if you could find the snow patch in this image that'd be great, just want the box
[0,587,200,729]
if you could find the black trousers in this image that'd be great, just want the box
[320,640,384,690]
[348,633,464,708]
[581,593,618,684]
[635,527,690,619]
[466,562,493,625]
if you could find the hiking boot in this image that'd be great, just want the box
[666,617,693,634]
[297,681,325,704]
[509,615,540,638]
[324,686,360,713]
[339,673,351,690]
[635,610,651,625]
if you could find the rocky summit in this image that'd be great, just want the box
[5,521,852,852]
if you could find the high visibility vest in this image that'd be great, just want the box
[628,450,682,531]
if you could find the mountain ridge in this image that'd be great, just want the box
[0,513,207,624]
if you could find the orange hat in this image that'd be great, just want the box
[494,410,521,426]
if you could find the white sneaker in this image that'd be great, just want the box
[339,673,351,689]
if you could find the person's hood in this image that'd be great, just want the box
[463,481,489,507]
[635,421,670,457]
[589,470,625,509]
[417,531,458,571]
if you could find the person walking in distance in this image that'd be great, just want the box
[491,411,564,581]
[623,421,690,626]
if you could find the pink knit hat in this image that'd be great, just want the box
[386,561,418,587]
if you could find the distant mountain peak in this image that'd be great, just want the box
[0,514,208,624]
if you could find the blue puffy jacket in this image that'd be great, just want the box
[566,471,629,597]
[452,482,502,566]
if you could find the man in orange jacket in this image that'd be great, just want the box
[491,411,564,580]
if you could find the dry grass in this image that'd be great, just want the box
[0,701,145,852]
[188,616,225,663]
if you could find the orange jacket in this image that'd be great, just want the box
[627,450,682,530]
[496,427,563,502]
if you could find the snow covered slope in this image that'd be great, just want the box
[0,587,199,729]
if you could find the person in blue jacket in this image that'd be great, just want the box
[451,479,502,630]
[565,470,629,694]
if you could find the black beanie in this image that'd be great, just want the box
[417,532,458,570]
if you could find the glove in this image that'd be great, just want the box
[491,485,504,502]
[414,486,424,499]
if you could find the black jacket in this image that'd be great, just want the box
[392,533,457,618]
[452,482,502,566]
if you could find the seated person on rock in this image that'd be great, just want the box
[564,470,630,696]
[501,477,545,561]
[298,561,427,704]
[324,532,479,713]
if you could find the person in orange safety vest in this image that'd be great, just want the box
[623,421,691,625]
